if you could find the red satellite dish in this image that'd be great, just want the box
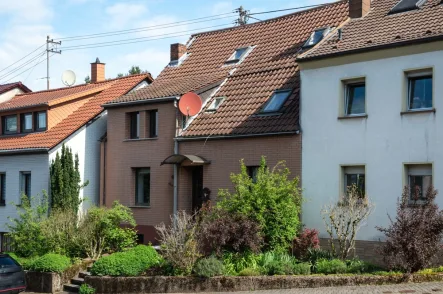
[179,92,202,116]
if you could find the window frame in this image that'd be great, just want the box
[407,73,433,111]
[345,82,366,116]
[341,165,366,198]
[129,112,140,139]
[206,97,225,112]
[261,89,292,113]
[135,168,150,206]
[2,115,18,135]
[35,111,47,132]
[19,171,31,199]
[0,173,5,206]
[225,46,252,65]
[247,166,260,183]
[21,113,33,133]
[148,110,158,138]
[404,163,433,203]
[302,27,331,49]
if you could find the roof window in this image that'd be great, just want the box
[225,46,253,65]
[168,52,189,67]
[389,0,427,14]
[303,27,331,48]
[261,90,291,113]
[206,97,225,112]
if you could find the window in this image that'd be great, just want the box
[35,111,47,131]
[136,234,144,244]
[389,0,426,14]
[225,47,252,64]
[20,172,31,198]
[182,114,188,129]
[3,115,17,134]
[135,168,150,206]
[207,97,225,112]
[0,174,5,206]
[406,164,432,201]
[261,90,291,113]
[343,166,365,197]
[345,82,366,115]
[408,74,432,110]
[21,113,33,132]
[247,166,260,183]
[129,112,140,139]
[303,27,331,48]
[149,110,158,138]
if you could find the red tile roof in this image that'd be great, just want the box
[107,1,349,137]
[0,82,31,95]
[299,0,443,60]
[0,74,151,151]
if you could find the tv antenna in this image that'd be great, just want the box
[179,92,202,118]
[61,70,76,87]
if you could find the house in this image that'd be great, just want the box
[101,1,350,243]
[0,82,32,103]
[0,60,152,251]
[297,0,443,261]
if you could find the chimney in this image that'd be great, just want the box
[349,0,371,18]
[170,43,186,62]
[91,57,105,83]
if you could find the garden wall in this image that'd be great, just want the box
[85,274,443,294]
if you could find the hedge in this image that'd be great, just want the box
[27,253,71,273]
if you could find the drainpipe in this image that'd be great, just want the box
[173,102,179,226]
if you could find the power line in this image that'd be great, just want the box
[55,12,236,41]
[0,51,46,81]
[1,54,53,84]
[249,3,329,16]
[0,44,45,75]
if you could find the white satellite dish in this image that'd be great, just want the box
[61,70,76,87]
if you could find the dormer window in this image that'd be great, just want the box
[261,90,291,113]
[35,111,47,131]
[389,0,427,14]
[303,27,331,48]
[3,115,17,134]
[225,47,253,65]
[21,113,33,132]
[206,97,225,112]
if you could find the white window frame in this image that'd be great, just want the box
[407,71,433,111]
[206,97,225,112]
[135,168,150,206]
[225,46,254,65]
[303,27,331,48]
[19,171,31,199]
[406,164,432,202]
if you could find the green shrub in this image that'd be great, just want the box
[28,253,71,273]
[346,259,379,274]
[238,268,261,276]
[194,256,224,278]
[259,251,304,275]
[6,253,37,270]
[79,284,96,294]
[91,245,161,276]
[315,259,347,275]
[222,252,262,276]
[292,263,311,275]
[434,266,443,273]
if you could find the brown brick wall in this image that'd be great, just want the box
[170,43,186,61]
[91,63,105,83]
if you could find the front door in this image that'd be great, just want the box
[191,166,204,212]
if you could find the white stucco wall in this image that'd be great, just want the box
[49,111,107,212]
[0,153,49,232]
[0,88,25,104]
[300,49,443,241]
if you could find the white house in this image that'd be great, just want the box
[297,0,443,257]
[0,82,31,103]
[0,60,152,251]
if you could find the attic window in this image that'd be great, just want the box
[389,0,427,14]
[303,27,331,48]
[225,47,252,65]
[206,97,225,112]
[261,90,291,113]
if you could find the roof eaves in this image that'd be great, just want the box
[103,96,179,108]
[0,147,49,155]
[176,130,300,141]
[0,103,49,113]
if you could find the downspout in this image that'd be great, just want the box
[173,101,179,225]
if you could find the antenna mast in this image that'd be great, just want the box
[235,6,250,26]
[46,35,62,90]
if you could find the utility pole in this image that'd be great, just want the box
[46,35,62,90]
[234,6,250,26]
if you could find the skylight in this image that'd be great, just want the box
[261,90,292,113]
[207,97,225,111]
[225,47,252,64]
[302,28,331,48]
[389,0,427,14]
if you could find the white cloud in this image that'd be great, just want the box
[0,0,53,23]
[105,2,148,29]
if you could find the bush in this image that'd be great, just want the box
[156,211,201,275]
[293,263,311,275]
[28,253,71,273]
[7,253,37,270]
[194,256,224,278]
[259,251,306,275]
[79,284,96,294]
[197,207,262,255]
[238,268,261,276]
[306,248,335,266]
[315,259,347,274]
[377,186,443,273]
[217,157,302,252]
[292,228,319,260]
[91,245,161,276]
[222,252,262,275]
[346,259,378,274]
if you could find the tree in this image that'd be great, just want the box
[377,186,443,273]
[321,184,375,260]
[217,157,302,252]
[50,144,88,214]
[84,75,91,84]
[116,66,148,78]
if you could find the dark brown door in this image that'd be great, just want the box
[191,166,204,212]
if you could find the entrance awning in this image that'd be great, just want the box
[161,154,210,166]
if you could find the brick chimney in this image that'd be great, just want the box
[170,43,186,62]
[349,0,371,18]
[91,57,105,83]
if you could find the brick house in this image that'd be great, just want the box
[102,1,350,243]
[0,60,152,251]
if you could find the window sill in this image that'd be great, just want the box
[254,112,282,117]
[337,114,368,120]
[401,108,436,115]
[129,205,151,209]
[124,138,159,142]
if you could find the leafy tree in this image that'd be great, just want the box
[84,75,91,84]
[116,66,148,78]
[217,157,302,252]
[50,144,88,214]
[377,186,443,273]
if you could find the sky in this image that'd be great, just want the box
[0,0,332,91]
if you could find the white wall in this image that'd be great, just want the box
[49,111,107,212]
[301,50,443,241]
[0,153,49,232]
[0,88,25,104]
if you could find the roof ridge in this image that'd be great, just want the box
[191,0,348,37]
